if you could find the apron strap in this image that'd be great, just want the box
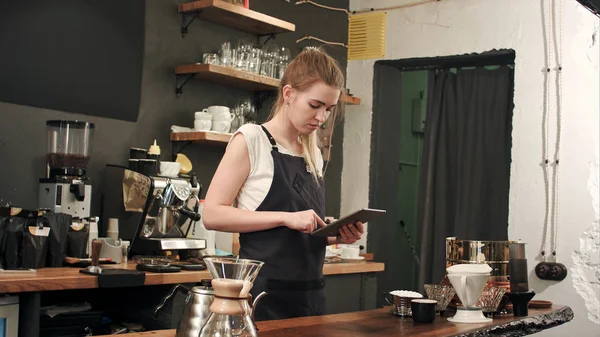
[260,125,279,152]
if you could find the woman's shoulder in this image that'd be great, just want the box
[230,123,270,157]
[235,123,264,140]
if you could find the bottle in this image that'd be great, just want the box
[147,139,161,160]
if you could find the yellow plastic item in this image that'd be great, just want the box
[148,139,161,156]
[176,153,193,174]
[348,11,386,60]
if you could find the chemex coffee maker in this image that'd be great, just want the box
[38,120,99,225]
[124,168,206,257]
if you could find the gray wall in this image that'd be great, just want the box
[0,0,145,122]
[0,0,348,224]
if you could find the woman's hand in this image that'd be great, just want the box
[283,209,327,234]
[336,221,364,244]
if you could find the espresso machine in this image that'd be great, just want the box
[127,170,206,257]
[38,120,98,223]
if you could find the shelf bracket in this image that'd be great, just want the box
[253,91,275,111]
[180,11,202,38]
[172,141,193,158]
[175,73,196,96]
[258,34,277,48]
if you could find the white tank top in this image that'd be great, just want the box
[228,124,324,211]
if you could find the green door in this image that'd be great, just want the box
[395,70,427,291]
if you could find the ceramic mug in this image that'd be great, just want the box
[212,112,235,122]
[207,105,229,115]
[206,106,234,121]
[340,245,360,258]
[195,110,212,121]
[211,120,231,133]
[194,119,212,131]
[411,299,437,323]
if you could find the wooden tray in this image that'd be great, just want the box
[529,300,553,309]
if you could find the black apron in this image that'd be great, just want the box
[239,126,328,321]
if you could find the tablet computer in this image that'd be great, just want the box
[310,208,386,237]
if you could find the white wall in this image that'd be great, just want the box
[343,0,599,335]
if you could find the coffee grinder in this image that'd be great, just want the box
[506,242,536,316]
[38,120,98,227]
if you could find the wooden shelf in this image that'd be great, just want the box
[176,63,279,91]
[343,95,361,105]
[178,0,295,36]
[170,131,232,145]
[174,2,360,105]
[175,64,362,105]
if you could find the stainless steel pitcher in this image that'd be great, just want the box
[154,280,268,337]
[154,281,214,337]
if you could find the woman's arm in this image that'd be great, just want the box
[202,133,326,234]
[202,133,286,233]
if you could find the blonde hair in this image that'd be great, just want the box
[266,47,346,183]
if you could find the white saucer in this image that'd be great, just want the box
[447,316,492,323]
[341,256,365,262]
[325,254,338,259]
[447,308,493,324]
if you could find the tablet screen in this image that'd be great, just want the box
[311,208,386,237]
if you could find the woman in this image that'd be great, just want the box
[202,48,364,321]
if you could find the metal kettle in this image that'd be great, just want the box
[154,280,267,337]
[154,280,214,337]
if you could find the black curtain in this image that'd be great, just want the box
[417,66,514,286]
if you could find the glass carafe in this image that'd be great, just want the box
[200,257,264,337]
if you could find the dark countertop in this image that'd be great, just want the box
[95,305,573,337]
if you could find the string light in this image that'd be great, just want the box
[295,0,440,14]
[294,0,439,48]
[296,35,348,48]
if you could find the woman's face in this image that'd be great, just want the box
[285,81,340,135]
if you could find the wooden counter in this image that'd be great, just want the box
[0,261,384,293]
[5,261,384,337]
[95,305,573,337]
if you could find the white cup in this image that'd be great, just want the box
[194,119,212,131]
[211,120,231,133]
[107,218,119,240]
[212,112,235,122]
[207,105,230,116]
[340,245,360,258]
[204,106,234,122]
[213,115,234,122]
[195,110,212,120]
